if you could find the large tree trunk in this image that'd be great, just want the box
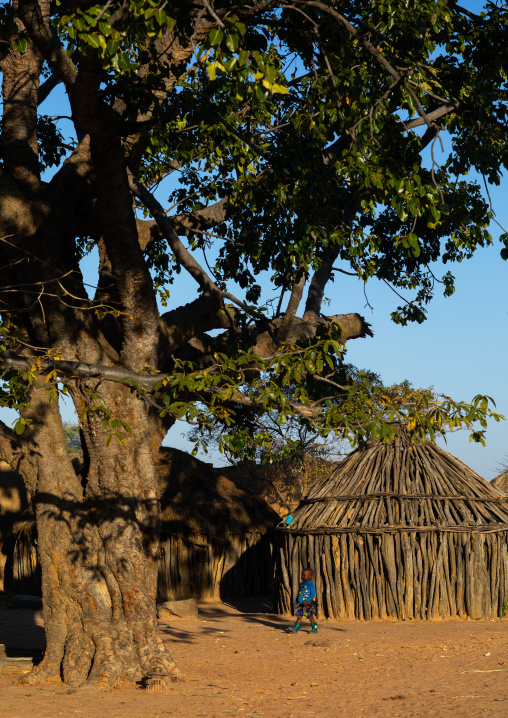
[14,381,176,687]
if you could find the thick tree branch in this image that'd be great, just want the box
[1,313,371,391]
[171,199,229,237]
[402,102,460,130]
[303,247,341,321]
[253,313,373,358]
[127,171,221,296]
[37,71,62,105]
[1,2,47,194]
[18,0,77,88]
[158,296,237,357]
[176,311,373,369]
[1,351,160,389]
[0,351,322,421]
[43,135,95,230]
[136,198,228,251]
[277,266,307,342]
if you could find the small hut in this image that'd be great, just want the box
[275,431,508,620]
[155,448,278,601]
[491,470,508,493]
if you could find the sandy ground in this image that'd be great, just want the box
[0,599,507,718]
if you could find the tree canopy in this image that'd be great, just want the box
[1,0,507,447]
[0,0,507,687]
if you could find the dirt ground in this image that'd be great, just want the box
[0,599,507,718]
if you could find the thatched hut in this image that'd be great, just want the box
[157,448,279,601]
[491,470,508,493]
[275,431,508,620]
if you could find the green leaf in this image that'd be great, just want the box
[209,28,223,46]
[12,36,28,54]
[226,33,239,52]
[86,33,101,49]
[255,84,268,103]
[207,62,217,81]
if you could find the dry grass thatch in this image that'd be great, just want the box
[275,429,508,620]
[491,470,508,493]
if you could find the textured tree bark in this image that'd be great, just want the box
[12,382,175,688]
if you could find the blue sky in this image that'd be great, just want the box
[1,0,507,480]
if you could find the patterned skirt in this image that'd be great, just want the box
[295,600,317,620]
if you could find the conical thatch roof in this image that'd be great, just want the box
[284,432,508,533]
[491,470,508,493]
[157,447,279,535]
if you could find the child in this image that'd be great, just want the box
[287,566,318,634]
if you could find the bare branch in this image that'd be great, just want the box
[295,0,435,129]
[128,170,221,296]
[203,0,225,29]
[402,102,459,130]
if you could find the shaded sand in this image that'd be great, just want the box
[1,600,507,717]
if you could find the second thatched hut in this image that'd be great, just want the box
[1,449,279,601]
[156,448,279,601]
[275,430,508,620]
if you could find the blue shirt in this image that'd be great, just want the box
[296,579,315,604]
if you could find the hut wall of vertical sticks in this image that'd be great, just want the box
[0,460,40,593]
[275,431,508,620]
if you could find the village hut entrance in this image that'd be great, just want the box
[275,431,508,620]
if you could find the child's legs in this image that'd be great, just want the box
[295,603,318,624]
